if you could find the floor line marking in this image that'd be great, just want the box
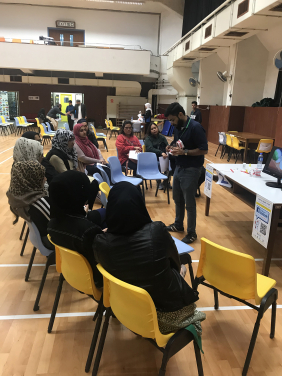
[0,146,14,155]
[205,158,213,163]
[0,264,55,267]
[1,305,282,321]
[0,156,13,165]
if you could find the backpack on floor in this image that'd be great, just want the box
[195,166,206,197]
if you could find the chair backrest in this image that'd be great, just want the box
[109,120,114,130]
[105,119,110,129]
[48,235,102,300]
[257,139,274,153]
[133,121,141,132]
[142,144,146,153]
[197,238,260,302]
[14,117,20,126]
[63,122,69,130]
[97,264,173,347]
[232,136,240,149]
[218,132,226,145]
[99,182,111,199]
[38,123,47,136]
[226,134,233,147]
[137,152,160,176]
[27,221,53,257]
[19,116,25,124]
[96,164,111,186]
[35,117,40,126]
[0,116,5,124]
[93,173,103,185]
[108,156,125,183]
[94,175,108,207]
[22,116,28,123]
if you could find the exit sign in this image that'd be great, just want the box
[56,20,76,29]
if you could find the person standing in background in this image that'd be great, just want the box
[144,103,153,134]
[66,100,75,131]
[47,104,67,131]
[190,101,202,124]
[72,99,87,124]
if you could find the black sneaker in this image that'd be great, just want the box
[181,232,197,244]
[166,223,184,232]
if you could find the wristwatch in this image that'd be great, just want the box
[184,149,189,156]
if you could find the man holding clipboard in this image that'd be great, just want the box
[165,103,208,244]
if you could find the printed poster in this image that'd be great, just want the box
[252,195,273,248]
[204,164,213,198]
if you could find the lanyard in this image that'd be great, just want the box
[179,118,191,139]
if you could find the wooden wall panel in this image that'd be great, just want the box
[243,107,278,138]
[274,108,282,147]
[0,82,115,127]
[207,106,230,144]
[228,106,245,132]
[199,105,210,140]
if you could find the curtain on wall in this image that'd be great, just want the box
[182,0,227,37]
[274,71,282,107]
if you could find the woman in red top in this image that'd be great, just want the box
[116,121,142,175]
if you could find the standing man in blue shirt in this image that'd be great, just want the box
[66,100,75,131]
[165,102,208,244]
[190,101,202,124]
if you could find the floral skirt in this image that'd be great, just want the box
[157,303,206,335]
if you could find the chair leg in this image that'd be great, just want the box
[214,289,219,310]
[145,180,148,190]
[150,180,152,189]
[270,301,277,339]
[33,252,55,311]
[193,341,204,376]
[20,227,29,256]
[19,221,26,240]
[215,144,221,157]
[91,308,112,376]
[48,273,65,333]
[242,315,262,376]
[85,299,104,373]
[103,139,108,152]
[167,180,170,205]
[25,246,37,281]
[187,254,195,285]
[155,180,159,197]
[141,181,145,200]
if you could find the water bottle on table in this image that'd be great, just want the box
[255,153,263,176]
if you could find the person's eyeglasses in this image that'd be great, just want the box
[124,127,133,130]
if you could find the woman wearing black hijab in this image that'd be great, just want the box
[94,182,205,335]
[48,170,106,288]
[22,131,41,141]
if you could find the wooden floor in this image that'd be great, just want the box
[0,131,281,376]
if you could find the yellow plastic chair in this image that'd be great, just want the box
[12,38,21,43]
[232,136,246,163]
[92,126,108,152]
[255,139,274,154]
[99,182,110,200]
[104,119,110,134]
[108,120,120,139]
[194,238,277,376]
[38,123,53,145]
[142,144,146,153]
[88,264,204,376]
[47,235,104,372]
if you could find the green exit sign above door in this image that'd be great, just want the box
[56,20,76,29]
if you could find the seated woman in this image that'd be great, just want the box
[116,121,142,175]
[22,131,41,142]
[94,182,205,335]
[48,171,107,288]
[144,122,168,159]
[74,120,110,180]
[87,127,99,149]
[6,161,54,250]
[46,129,77,173]
[13,137,43,163]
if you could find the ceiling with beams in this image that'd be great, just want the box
[0,0,184,15]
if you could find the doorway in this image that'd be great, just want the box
[48,28,85,47]
[51,92,84,123]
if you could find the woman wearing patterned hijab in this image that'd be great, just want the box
[13,137,43,163]
[6,161,53,250]
[45,129,78,173]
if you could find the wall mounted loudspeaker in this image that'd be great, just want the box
[217,71,232,83]
[274,51,282,70]
[189,77,200,87]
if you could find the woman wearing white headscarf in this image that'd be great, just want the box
[13,137,43,163]
[144,103,153,133]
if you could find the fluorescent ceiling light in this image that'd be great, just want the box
[85,0,144,5]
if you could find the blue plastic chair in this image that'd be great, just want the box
[107,156,142,187]
[25,221,55,311]
[43,123,56,134]
[137,152,170,204]
[22,116,33,126]
[96,164,112,188]
[63,122,70,130]
[94,173,108,207]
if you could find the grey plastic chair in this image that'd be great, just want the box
[108,156,142,187]
[93,173,108,208]
[25,221,55,311]
[96,164,112,188]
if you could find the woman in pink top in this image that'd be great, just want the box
[116,121,142,176]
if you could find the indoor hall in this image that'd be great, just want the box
[1,0,282,375]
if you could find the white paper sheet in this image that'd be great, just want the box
[159,155,169,173]
[129,150,138,160]
[216,172,232,188]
